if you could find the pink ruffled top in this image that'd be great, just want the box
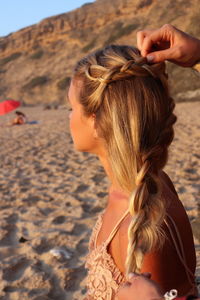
[85,210,129,300]
[85,211,197,299]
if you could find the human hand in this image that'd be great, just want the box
[137,24,200,67]
[116,273,163,300]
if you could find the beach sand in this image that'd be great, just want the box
[0,101,199,299]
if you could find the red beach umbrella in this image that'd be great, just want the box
[0,99,21,116]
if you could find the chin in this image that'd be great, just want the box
[73,143,89,152]
[74,145,97,155]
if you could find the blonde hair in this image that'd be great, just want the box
[73,45,176,274]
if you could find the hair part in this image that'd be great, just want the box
[73,45,177,274]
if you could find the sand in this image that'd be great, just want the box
[0,101,199,299]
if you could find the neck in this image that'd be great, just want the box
[98,154,130,202]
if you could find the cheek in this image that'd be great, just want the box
[69,111,84,146]
[69,112,76,136]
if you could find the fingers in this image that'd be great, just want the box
[128,272,151,281]
[126,273,163,294]
[117,281,133,300]
[137,30,152,51]
[140,27,169,57]
[146,47,175,63]
[137,24,175,58]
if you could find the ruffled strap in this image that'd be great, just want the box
[95,209,129,248]
[89,211,104,250]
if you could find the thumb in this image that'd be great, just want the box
[146,48,175,63]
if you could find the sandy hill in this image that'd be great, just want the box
[0,0,200,105]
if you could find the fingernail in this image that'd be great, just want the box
[127,272,136,280]
[146,55,154,63]
[143,272,151,279]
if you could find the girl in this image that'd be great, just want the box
[68,45,196,299]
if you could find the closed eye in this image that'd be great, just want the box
[62,104,69,110]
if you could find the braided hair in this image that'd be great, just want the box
[73,45,177,274]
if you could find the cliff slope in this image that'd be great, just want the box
[0,0,199,104]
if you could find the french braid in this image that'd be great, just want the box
[73,45,177,274]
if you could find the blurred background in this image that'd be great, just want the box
[0,0,200,106]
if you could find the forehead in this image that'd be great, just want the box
[68,79,83,101]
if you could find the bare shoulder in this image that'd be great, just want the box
[117,173,195,287]
[117,171,179,259]
[160,170,178,196]
[160,171,191,224]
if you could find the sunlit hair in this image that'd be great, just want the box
[73,45,177,274]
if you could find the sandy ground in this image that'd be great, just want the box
[0,101,199,300]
